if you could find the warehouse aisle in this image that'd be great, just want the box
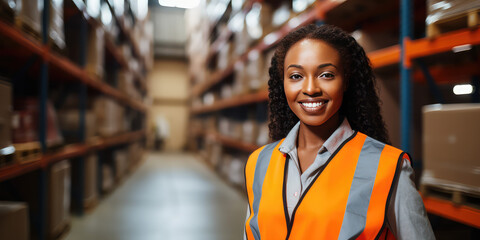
[65,152,247,240]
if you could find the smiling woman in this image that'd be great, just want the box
[243,24,435,240]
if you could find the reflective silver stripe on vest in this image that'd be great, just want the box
[338,136,385,240]
[249,140,281,240]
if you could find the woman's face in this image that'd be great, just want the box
[283,38,345,127]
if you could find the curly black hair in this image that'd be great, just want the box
[268,24,390,144]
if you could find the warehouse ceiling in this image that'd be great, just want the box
[149,1,188,59]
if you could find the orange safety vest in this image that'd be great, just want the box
[244,132,408,240]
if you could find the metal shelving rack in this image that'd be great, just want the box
[190,0,480,230]
[0,0,149,239]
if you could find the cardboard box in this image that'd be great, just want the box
[242,119,259,144]
[94,97,123,137]
[48,160,71,238]
[351,28,398,53]
[246,50,266,91]
[57,110,96,142]
[422,104,480,194]
[86,25,105,80]
[0,80,12,149]
[256,122,270,146]
[0,201,29,240]
[84,154,98,207]
[233,62,249,95]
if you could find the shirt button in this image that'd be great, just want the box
[294,192,299,197]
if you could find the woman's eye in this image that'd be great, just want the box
[320,72,335,79]
[290,74,302,80]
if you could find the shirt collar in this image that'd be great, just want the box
[278,118,355,155]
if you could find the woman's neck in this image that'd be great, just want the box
[297,113,343,150]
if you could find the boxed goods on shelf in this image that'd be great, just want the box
[12,99,63,146]
[256,122,269,146]
[49,0,65,50]
[118,70,134,96]
[242,119,259,144]
[16,0,42,38]
[101,2,119,38]
[219,153,232,177]
[246,50,266,91]
[0,201,29,240]
[203,92,220,106]
[292,0,316,13]
[245,2,273,41]
[351,28,398,53]
[85,0,101,20]
[422,104,480,195]
[0,79,12,150]
[233,61,249,95]
[48,160,71,239]
[84,154,98,208]
[127,142,143,170]
[114,150,128,181]
[102,163,114,193]
[86,25,105,80]
[272,2,292,28]
[57,109,96,142]
[210,142,223,167]
[94,97,125,137]
[426,0,480,37]
[220,84,234,99]
[217,41,234,70]
[228,155,246,187]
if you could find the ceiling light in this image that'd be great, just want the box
[453,84,474,95]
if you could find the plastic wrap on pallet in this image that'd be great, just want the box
[426,0,480,25]
[421,103,480,195]
[0,79,12,150]
[49,160,71,238]
[49,0,65,50]
[0,201,29,240]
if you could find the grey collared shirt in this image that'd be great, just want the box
[244,119,435,240]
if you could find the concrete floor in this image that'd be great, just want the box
[65,152,247,240]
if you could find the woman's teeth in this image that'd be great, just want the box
[301,102,324,108]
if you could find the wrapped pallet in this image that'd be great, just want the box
[422,104,480,196]
[86,25,105,80]
[426,0,480,37]
[48,160,71,239]
[57,110,96,143]
[49,0,65,50]
[15,0,42,37]
[0,201,29,240]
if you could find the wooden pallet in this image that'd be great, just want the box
[427,9,480,37]
[13,142,42,164]
[420,184,480,209]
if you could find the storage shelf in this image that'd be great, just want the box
[192,0,342,97]
[191,89,268,114]
[199,131,259,153]
[0,20,147,112]
[368,45,401,69]
[406,27,480,67]
[422,195,480,229]
[0,130,146,182]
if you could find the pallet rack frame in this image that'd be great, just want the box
[0,1,149,239]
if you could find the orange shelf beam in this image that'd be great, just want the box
[423,195,480,229]
[406,28,480,65]
[0,131,145,182]
[368,45,401,69]
[191,89,268,114]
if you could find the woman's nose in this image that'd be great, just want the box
[302,76,322,97]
